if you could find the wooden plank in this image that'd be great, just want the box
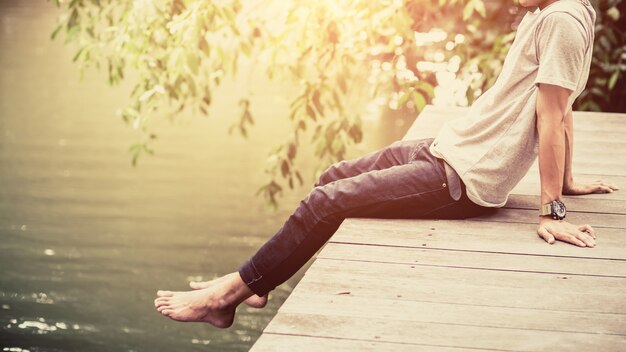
[253,107,626,352]
[264,313,626,352]
[472,208,626,229]
[306,258,626,297]
[251,334,479,352]
[517,173,626,186]
[279,293,626,336]
[505,194,626,214]
[570,144,626,159]
[528,162,626,177]
[318,242,626,277]
[512,181,626,202]
[551,142,626,153]
[512,183,624,200]
[299,259,626,314]
[333,218,626,260]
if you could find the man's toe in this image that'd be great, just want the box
[156,290,174,297]
[155,297,171,307]
[157,304,170,312]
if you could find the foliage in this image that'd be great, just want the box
[575,0,626,112]
[50,0,625,207]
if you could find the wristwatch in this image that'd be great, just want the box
[540,199,567,220]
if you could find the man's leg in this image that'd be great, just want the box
[185,138,429,307]
[154,138,477,327]
[239,138,454,296]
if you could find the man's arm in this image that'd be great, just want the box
[561,108,619,195]
[563,108,574,189]
[536,83,596,247]
[536,84,567,205]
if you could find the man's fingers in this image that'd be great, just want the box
[594,185,613,193]
[594,180,619,191]
[564,234,587,247]
[551,229,586,247]
[574,231,595,247]
[539,223,597,248]
[579,224,596,239]
[537,227,555,244]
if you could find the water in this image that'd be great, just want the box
[0,2,405,351]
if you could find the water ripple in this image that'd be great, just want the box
[6,317,97,334]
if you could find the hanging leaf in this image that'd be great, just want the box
[608,70,619,90]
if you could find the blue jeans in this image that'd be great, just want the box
[239,138,489,296]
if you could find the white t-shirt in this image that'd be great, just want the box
[430,0,596,207]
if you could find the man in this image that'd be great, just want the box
[154,0,617,327]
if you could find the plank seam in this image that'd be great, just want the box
[467,218,625,230]
[344,217,624,230]
[326,240,626,262]
[316,256,626,278]
[274,308,626,337]
[259,332,516,352]
[318,256,626,279]
[283,292,626,317]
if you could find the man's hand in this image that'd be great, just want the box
[537,216,596,247]
[563,179,619,195]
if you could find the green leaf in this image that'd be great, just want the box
[607,6,620,22]
[397,92,410,108]
[187,54,199,75]
[608,70,619,90]
[418,82,435,98]
[348,124,362,143]
[474,0,486,17]
[287,142,297,160]
[295,171,303,186]
[297,119,306,131]
[331,90,343,112]
[280,159,290,177]
[337,75,347,94]
[306,104,316,121]
[290,94,305,109]
[312,89,324,115]
[413,92,426,111]
[72,47,85,62]
[463,0,474,20]
[51,24,63,40]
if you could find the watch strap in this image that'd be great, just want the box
[540,203,552,216]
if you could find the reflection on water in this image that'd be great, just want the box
[7,317,96,334]
[0,1,403,351]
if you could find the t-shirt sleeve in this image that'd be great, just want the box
[534,12,588,91]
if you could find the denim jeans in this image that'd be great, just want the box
[239,138,489,296]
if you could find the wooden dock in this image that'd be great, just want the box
[249,105,626,351]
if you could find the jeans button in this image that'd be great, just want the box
[442,183,447,188]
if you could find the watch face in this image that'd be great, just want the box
[553,200,566,219]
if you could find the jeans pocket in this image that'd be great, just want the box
[408,138,434,162]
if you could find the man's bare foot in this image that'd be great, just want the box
[154,272,253,328]
[189,278,268,308]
